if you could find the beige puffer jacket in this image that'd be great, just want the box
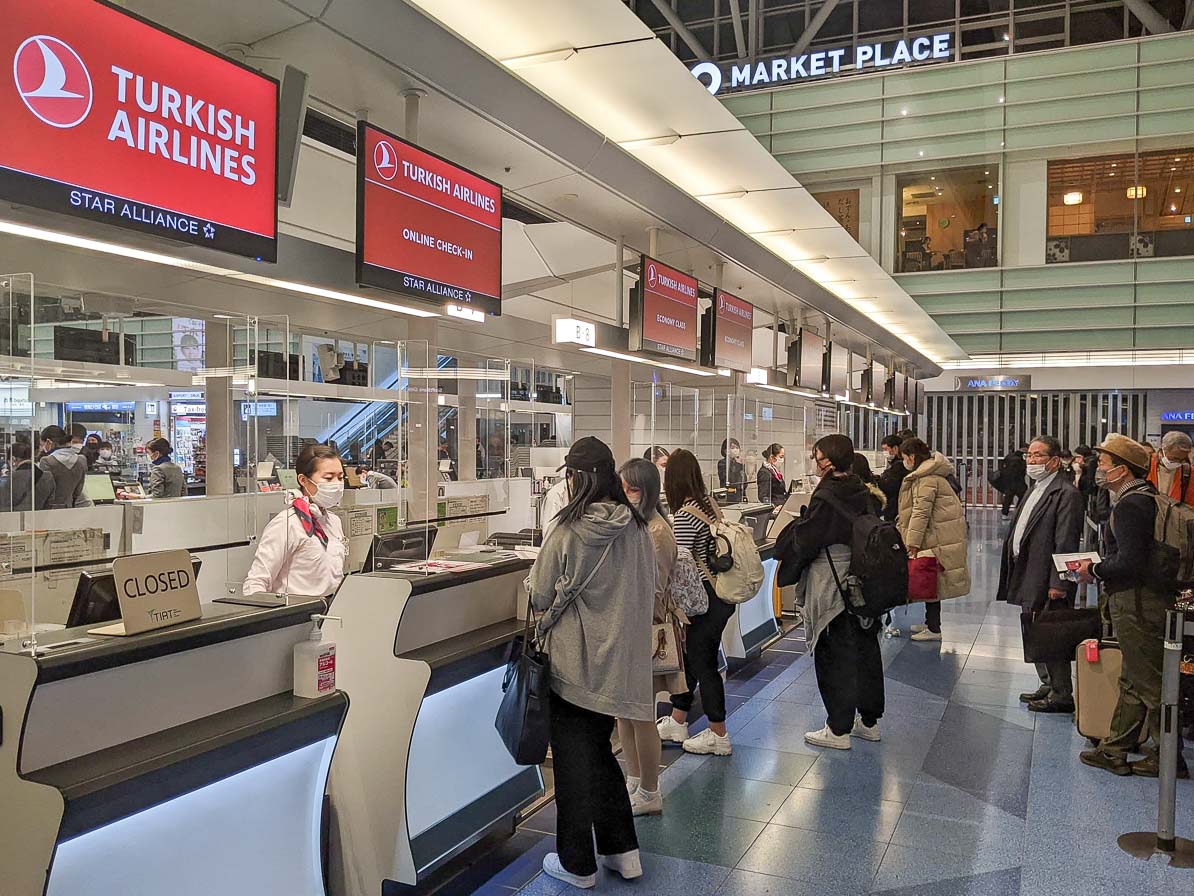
[897,452,971,600]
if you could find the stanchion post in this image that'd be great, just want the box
[1157,607,1183,852]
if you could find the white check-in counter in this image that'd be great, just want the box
[328,557,543,896]
[720,541,781,663]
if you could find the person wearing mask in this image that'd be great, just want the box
[756,443,786,508]
[145,438,186,499]
[1075,435,1189,778]
[1146,431,1194,506]
[0,440,53,511]
[244,444,349,597]
[38,425,87,509]
[996,436,1082,713]
[617,457,683,818]
[776,435,885,749]
[657,449,736,756]
[717,437,746,503]
[92,441,119,474]
[994,447,1028,518]
[81,433,101,469]
[529,437,654,889]
[877,434,909,523]
[898,438,971,641]
[643,445,669,478]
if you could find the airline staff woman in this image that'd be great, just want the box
[757,443,786,508]
[243,443,349,597]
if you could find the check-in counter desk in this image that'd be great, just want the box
[720,540,780,664]
[0,598,347,896]
[328,556,542,896]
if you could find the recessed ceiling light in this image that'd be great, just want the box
[918,150,924,157]
[1177,187,1183,193]
[998,96,1005,103]
[1111,163,1117,167]
[901,109,908,116]
[930,176,935,180]
[984,170,989,175]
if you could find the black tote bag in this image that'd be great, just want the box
[495,600,552,766]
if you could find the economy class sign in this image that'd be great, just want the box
[632,256,698,362]
[356,122,503,315]
[0,0,279,260]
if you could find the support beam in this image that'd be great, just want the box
[1122,0,1175,34]
[1183,0,1194,30]
[647,0,712,61]
[748,0,759,57]
[728,0,747,58]
[790,0,843,57]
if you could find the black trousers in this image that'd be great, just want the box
[925,600,942,633]
[549,691,638,876]
[814,611,885,736]
[1021,599,1074,700]
[670,583,734,723]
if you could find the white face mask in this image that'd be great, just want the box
[310,481,344,509]
[1161,456,1183,471]
[99,449,112,460]
[903,458,916,471]
[1026,463,1050,481]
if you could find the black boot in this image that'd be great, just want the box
[1019,684,1050,704]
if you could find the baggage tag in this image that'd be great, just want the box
[1084,639,1099,663]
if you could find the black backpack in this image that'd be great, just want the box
[818,490,909,619]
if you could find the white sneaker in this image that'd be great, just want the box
[851,718,881,742]
[625,775,640,795]
[599,849,644,880]
[542,853,595,889]
[682,728,732,756]
[630,787,662,816]
[657,715,689,744]
[804,725,852,750]
[910,624,928,633]
[911,629,943,642]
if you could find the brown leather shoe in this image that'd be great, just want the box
[1128,754,1191,779]
[1080,749,1132,776]
[1028,697,1075,714]
[1019,685,1050,704]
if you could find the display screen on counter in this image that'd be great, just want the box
[356,122,503,315]
[630,255,699,362]
[704,289,754,372]
[0,0,278,260]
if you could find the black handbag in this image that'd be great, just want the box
[1021,606,1101,664]
[495,598,552,766]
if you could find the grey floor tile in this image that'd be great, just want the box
[632,810,766,868]
[589,852,735,896]
[712,869,828,896]
[704,744,818,785]
[890,808,1025,864]
[666,772,795,823]
[770,786,904,842]
[515,873,568,895]
[736,823,889,890]
[1021,818,1192,892]
[1019,862,1194,896]
[872,843,1020,892]
[871,865,1023,896]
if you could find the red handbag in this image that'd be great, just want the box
[907,555,940,602]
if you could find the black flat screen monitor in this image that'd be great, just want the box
[67,557,202,628]
[364,526,438,571]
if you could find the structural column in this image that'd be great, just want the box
[204,320,233,496]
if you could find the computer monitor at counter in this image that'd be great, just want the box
[65,557,203,629]
[362,526,437,572]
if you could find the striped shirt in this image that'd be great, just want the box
[673,500,715,583]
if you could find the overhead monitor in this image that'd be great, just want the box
[870,360,885,405]
[356,122,503,315]
[828,343,848,397]
[788,328,825,391]
[849,352,867,403]
[913,380,925,415]
[893,371,908,412]
[701,289,754,372]
[1,0,279,260]
[629,255,699,363]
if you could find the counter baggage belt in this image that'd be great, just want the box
[0,597,345,896]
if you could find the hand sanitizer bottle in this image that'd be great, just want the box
[294,614,342,698]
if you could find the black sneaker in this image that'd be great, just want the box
[1028,697,1075,714]
[1080,749,1132,776]
[1019,685,1050,704]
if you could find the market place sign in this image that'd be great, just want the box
[692,33,952,96]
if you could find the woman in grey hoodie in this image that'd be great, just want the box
[528,437,656,890]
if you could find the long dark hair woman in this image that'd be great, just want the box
[717,437,746,502]
[527,437,656,889]
[775,434,885,751]
[656,449,736,757]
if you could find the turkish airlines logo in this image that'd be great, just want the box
[374,139,398,181]
[13,35,93,129]
[647,264,658,290]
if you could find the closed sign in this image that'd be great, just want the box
[110,549,202,635]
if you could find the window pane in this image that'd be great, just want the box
[896,165,1000,273]
[1140,148,1194,259]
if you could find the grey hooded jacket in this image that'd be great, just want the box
[39,447,88,509]
[528,501,656,721]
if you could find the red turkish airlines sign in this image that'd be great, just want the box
[712,289,754,372]
[631,256,699,362]
[0,0,278,260]
[357,123,503,315]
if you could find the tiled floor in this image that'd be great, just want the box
[448,509,1194,895]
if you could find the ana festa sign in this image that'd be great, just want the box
[1,0,279,259]
[1161,411,1194,423]
[955,375,1031,392]
[692,33,952,95]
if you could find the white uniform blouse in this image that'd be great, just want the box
[243,501,348,597]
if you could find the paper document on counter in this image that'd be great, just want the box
[393,560,489,574]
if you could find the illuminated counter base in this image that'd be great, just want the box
[329,563,542,895]
[721,546,781,664]
[0,598,343,896]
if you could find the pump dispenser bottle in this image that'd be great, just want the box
[294,614,342,698]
